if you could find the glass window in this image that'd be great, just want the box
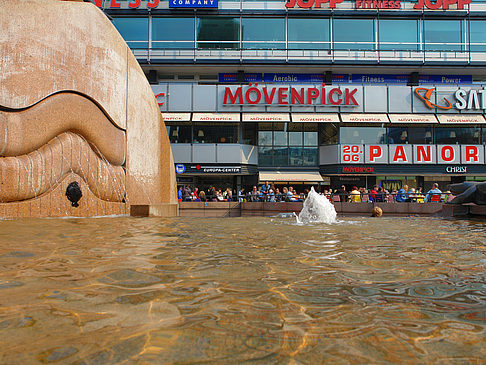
[289,147,303,166]
[379,19,419,51]
[319,123,338,145]
[166,123,191,144]
[482,127,486,144]
[112,17,148,48]
[288,18,330,50]
[435,127,481,144]
[333,18,375,50]
[197,17,239,49]
[470,20,486,52]
[387,127,433,144]
[303,147,318,166]
[273,147,289,166]
[152,17,194,49]
[242,123,257,145]
[242,17,285,49]
[424,20,464,51]
[304,123,318,146]
[193,123,238,144]
[288,123,303,146]
[340,127,386,144]
[258,147,273,167]
[258,123,273,146]
[274,123,288,146]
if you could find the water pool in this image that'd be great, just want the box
[0,216,484,363]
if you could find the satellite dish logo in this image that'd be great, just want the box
[414,88,452,110]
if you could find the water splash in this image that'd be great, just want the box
[296,187,337,224]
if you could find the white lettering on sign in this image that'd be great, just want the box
[341,145,364,164]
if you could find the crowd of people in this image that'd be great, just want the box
[178,182,453,203]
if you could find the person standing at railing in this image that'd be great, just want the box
[350,186,361,202]
[260,181,270,201]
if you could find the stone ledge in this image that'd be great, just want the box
[130,203,179,217]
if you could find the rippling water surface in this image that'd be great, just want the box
[0,216,485,364]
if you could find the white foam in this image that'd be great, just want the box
[296,187,337,224]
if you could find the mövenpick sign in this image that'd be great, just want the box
[223,84,359,106]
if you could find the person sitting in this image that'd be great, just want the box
[369,185,378,202]
[268,188,275,202]
[350,186,361,202]
[199,190,206,202]
[426,183,442,202]
[396,184,409,202]
[375,187,385,202]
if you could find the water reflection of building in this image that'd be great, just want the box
[100,0,486,193]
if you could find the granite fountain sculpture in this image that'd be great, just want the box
[0,0,177,217]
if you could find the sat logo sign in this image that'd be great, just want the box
[175,164,186,174]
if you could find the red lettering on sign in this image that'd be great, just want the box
[291,88,305,105]
[147,0,159,8]
[93,0,103,6]
[369,146,382,162]
[342,167,375,173]
[345,88,358,105]
[224,88,243,105]
[286,0,342,8]
[129,0,141,8]
[465,146,479,162]
[393,146,408,162]
[441,146,455,162]
[416,145,432,162]
[155,92,165,106]
[414,0,470,9]
[308,88,319,104]
[110,0,121,7]
[314,0,329,7]
[278,88,289,105]
[263,88,276,104]
[328,88,342,105]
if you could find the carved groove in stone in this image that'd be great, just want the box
[0,92,126,166]
[0,132,125,203]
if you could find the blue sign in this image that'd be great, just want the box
[175,164,186,174]
[218,73,263,83]
[351,74,472,84]
[263,73,349,83]
[419,75,472,84]
[169,0,218,8]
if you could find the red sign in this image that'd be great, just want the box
[342,166,375,173]
[413,0,470,9]
[93,0,160,8]
[285,0,343,9]
[223,84,358,106]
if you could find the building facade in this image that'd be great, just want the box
[100,0,486,193]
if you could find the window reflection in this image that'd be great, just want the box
[435,127,481,144]
[333,18,375,50]
[424,20,464,51]
[387,127,433,144]
[152,17,194,49]
[197,17,239,49]
[242,17,285,49]
[242,123,257,145]
[193,123,238,144]
[112,17,149,48]
[379,19,418,51]
[340,127,386,144]
[319,123,338,145]
[166,123,191,144]
[288,18,330,50]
